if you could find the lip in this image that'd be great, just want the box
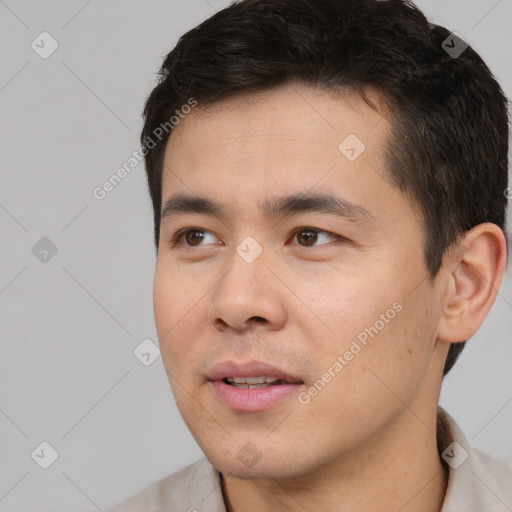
[208,360,304,412]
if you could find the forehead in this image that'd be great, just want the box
[166,84,387,158]
[160,84,396,217]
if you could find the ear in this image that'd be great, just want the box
[436,223,507,343]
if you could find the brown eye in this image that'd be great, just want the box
[171,228,218,248]
[291,228,337,247]
[296,230,318,246]
[183,229,205,246]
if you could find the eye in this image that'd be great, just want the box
[170,228,219,247]
[289,227,338,247]
[169,226,342,249]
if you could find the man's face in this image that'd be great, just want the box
[153,84,446,479]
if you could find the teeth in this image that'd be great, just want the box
[232,383,271,389]
[227,376,279,384]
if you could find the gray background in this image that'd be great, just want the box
[0,0,511,510]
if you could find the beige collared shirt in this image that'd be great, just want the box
[107,407,512,511]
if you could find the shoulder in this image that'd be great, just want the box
[470,447,512,502]
[438,407,512,511]
[107,457,225,512]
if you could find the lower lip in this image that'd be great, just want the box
[210,380,303,412]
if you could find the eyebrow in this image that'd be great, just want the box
[160,192,377,226]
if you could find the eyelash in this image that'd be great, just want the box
[169,227,344,248]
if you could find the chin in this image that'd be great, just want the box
[204,445,318,481]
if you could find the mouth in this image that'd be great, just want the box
[208,360,305,412]
[208,359,303,385]
[221,376,302,389]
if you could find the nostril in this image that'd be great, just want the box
[251,316,266,323]
[212,318,230,330]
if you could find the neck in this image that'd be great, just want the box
[221,408,447,512]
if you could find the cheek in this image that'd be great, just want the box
[351,289,437,402]
[153,260,204,328]
[307,267,434,385]
[303,269,399,341]
[153,267,177,339]
[301,300,435,443]
[153,263,207,366]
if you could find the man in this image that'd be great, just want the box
[109,0,511,510]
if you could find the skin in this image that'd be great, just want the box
[153,83,507,512]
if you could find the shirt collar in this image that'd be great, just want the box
[437,406,512,511]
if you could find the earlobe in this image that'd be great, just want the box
[437,223,507,344]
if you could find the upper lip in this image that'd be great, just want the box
[208,360,303,383]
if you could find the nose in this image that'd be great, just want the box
[207,251,287,334]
